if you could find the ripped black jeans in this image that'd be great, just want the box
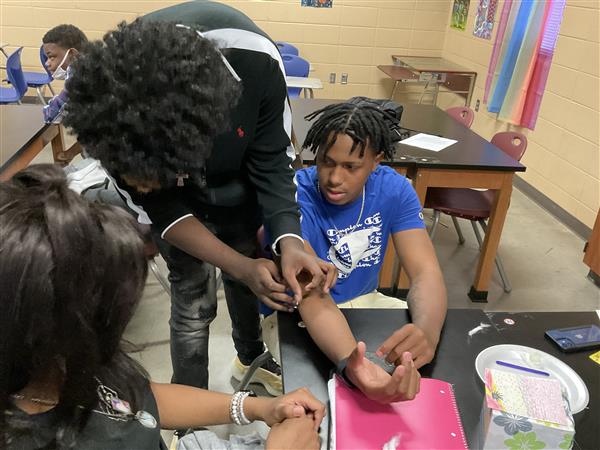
[154,205,264,389]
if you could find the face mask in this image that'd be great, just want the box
[53,49,71,80]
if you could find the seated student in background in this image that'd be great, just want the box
[41,24,87,160]
[295,101,448,370]
[0,165,324,450]
[42,24,86,124]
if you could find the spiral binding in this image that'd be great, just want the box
[447,383,469,449]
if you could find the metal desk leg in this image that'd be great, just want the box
[309,88,314,99]
[466,74,476,107]
[390,80,399,100]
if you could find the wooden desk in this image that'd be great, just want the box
[0,104,72,181]
[280,309,599,450]
[376,65,420,100]
[390,55,477,107]
[290,98,526,301]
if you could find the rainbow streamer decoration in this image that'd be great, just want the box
[484,0,566,130]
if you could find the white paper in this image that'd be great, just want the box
[400,133,457,152]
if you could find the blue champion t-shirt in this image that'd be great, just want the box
[297,165,425,303]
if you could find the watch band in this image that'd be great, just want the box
[335,357,356,388]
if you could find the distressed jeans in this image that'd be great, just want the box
[154,205,264,389]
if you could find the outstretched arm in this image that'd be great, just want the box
[296,242,421,403]
[377,229,447,368]
[151,383,325,431]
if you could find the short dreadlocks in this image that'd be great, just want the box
[302,102,395,160]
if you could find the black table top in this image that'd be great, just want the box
[291,99,526,172]
[279,309,599,450]
[0,104,50,171]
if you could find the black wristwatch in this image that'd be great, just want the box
[335,357,356,388]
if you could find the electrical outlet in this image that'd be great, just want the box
[341,73,348,84]
[475,99,480,112]
[329,73,336,84]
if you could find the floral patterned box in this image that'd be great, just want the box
[481,368,575,449]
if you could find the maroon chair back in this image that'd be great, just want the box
[445,106,475,128]
[491,131,527,161]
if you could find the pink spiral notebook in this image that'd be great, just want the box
[328,375,468,449]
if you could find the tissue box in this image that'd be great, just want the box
[480,369,575,450]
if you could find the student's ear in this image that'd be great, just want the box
[69,48,80,60]
[372,152,385,169]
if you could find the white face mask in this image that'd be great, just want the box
[53,49,71,80]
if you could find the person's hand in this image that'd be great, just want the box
[345,341,420,404]
[376,323,437,369]
[238,258,295,312]
[279,237,337,303]
[266,417,320,450]
[253,387,325,431]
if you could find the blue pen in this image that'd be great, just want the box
[496,360,550,376]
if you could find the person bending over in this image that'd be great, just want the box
[0,164,324,450]
[63,10,335,396]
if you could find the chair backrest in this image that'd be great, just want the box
[6,48,28,99]
[276,41,299,56]
[282,54,309,77]
[445,106,475,128]
[491,131,528,161]
[282,54,310,98]
[40,45,54,77]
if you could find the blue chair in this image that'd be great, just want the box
[282,54,309,98]
[22,46,55,104]
[0,47,28,104]
[275,41,299,56]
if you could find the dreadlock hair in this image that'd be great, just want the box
[302,102,395,160]
[42,24,88,52]
[64,19,241,188]
[1,164,149,448]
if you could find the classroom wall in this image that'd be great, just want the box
[0,0,450,99]
[1,0,597,228]
[440,0,599,229]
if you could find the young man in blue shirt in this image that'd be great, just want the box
[293,101,448,371]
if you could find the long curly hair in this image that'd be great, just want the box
[64,20,241,188]
[1,165,149,447]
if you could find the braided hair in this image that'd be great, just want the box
[302,102,395,160]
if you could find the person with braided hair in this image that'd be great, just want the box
[285,100,448,378]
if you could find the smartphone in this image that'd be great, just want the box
[545,324,600,353]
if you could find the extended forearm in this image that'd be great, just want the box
[298,293,357,364]
[151,383,269,429]
[407,270,447,346]
[164,216,249,278]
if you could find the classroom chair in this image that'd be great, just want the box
[424,131,528,293]
[22,46,56,104]
[0,47,28,104]
[275,41,299,56]
[282,54,310,98]
[446,106,475,128]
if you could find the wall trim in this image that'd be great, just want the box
[513,175,592,241]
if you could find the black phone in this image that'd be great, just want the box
[545,324,600,353]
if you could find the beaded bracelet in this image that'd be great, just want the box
[230,391,253,425]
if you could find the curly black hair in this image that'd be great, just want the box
[64,20,241,188]
[42,24,88,51]
[303,102,395,160]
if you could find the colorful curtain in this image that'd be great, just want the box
[484,0,566,130]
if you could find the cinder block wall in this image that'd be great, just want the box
[1,0,597,227]
[441,0,599,228]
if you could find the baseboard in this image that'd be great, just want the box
[513,175,592,241]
